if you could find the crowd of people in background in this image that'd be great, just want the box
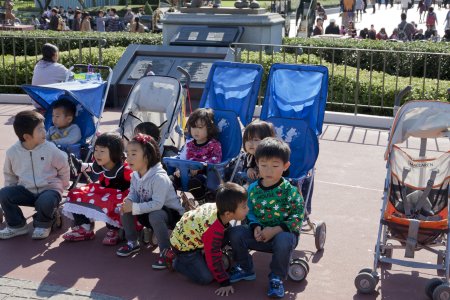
[30,5,159,33]
[312,1,450,42]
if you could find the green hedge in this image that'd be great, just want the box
[240,51,449,115]
[283,37,450,81]
[0,31,162,56]
[1,44,447,116]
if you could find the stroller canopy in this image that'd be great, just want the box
[385,101,450,160]
[22,81,107,118]
[260,64,328,135]
[200,61,263,126]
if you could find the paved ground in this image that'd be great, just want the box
[0,104,448,300]
[289,4,450,38]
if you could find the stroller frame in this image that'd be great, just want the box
[355,88,450,299]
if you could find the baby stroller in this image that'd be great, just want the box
[163,61,264,208]
[12,64,113,229]
[354,92,450,300]
[241,63,328,282]
[118,66,190,155]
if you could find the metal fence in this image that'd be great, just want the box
[231,42,450,116]
[0,35,106,92]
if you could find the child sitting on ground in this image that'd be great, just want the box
[0,110,70,240]
[168,182,248,297]
[118,134,184,270]
[133,122,179,159]
[228,137,304,299]
[46,97,82,147]
[172,108,222,204]
[62,133,132,245]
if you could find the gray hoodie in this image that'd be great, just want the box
[128,162,184,216]
[31,60,71,86]
[3,141,70,195]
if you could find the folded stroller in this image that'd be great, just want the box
[163,61,264,205]
[118,67,190,155]
[354,96,450,300]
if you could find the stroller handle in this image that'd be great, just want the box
[177,66,191,89]
[393,86,412,116]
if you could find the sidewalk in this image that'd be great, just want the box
[0,104,448,300]
[0,277,122,300]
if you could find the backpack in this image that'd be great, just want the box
[57,15,64,31]
[426,12,436,26]
[398,23,407,41]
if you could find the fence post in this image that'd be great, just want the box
[353,50,361,115]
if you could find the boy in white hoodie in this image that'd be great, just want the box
[0,110,70,240]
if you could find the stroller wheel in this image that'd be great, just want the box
[355,271,378,294]
[0,208,3,224]
[426,278,444,299]
[288,258,309,282]
[314,221,326,251]
[432,283,450,300]
[359,268,373,274]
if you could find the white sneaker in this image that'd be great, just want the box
[0,224,29,239]
[31,227,51,240]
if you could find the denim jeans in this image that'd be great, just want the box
[228,225,298,278]
[121,209,171,251]
[0,185,61,228]
[174,250,214,285]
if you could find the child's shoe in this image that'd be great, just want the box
[63,226,95,241]
[116,241,140,257]
[165,248,176,271]
[267,273,285,298]
[32,227,51,240]
[0,224,28,239]
[152,252,168,270]
[102,229,119,245]
[229,265,256,283]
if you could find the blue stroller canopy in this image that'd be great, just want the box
[260,64,328,135]
[22,81,107,118]
[267,117,319,179]
[200,61,263,126]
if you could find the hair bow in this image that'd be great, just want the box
[134,133,153,144]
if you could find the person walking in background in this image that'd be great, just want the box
[80,12,91,32]
[130,17,145,33]
[72,10,81,31]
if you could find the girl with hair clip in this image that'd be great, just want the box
[117,134,184,270]
[62,133,132,245]
[173,108,222,204]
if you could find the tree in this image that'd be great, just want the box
[144,1,153,15]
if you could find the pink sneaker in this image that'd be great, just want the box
[63,226,95,242]
[102,229,119,246]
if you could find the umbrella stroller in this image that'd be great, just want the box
[354,94,450,300]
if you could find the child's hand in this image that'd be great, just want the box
[121,199,133,213]
[247,168,258,180]
[190,169,199,176]
[260,226,282,242]
[174,169,180,178]
[254,226,263,242]
[215,285,234,296]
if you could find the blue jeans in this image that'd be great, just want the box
[228,225,298,278]
[0,185,61,228]
[174,250,214,285]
